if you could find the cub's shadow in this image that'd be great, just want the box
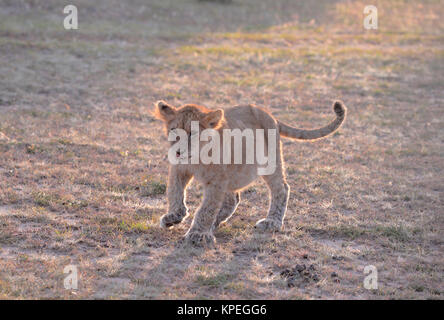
[123,228,276,298]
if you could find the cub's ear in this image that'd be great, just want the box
[154,100,176,121]
[201,109,224,129]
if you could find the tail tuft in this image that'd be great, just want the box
[333,101,346,118]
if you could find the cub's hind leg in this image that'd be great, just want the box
[255,140,290,232]
[212,192,241,231]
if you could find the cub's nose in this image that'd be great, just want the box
[176,151,181,157]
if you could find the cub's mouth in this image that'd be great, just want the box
[174,150,192,162]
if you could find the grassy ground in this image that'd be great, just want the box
[0,0,443,299]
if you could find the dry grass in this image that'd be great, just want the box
[0,0,443,299]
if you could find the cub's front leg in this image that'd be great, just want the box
[184,182,227,247]
[159,166,193,228]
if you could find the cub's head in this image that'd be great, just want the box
[153,100,224,136]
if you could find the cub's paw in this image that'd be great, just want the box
[159,211,186,228]
[183,232,215,247]
[254,218,282,232]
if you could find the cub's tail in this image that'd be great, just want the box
[278,101,346,140]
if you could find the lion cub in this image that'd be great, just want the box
[154,100,346,246]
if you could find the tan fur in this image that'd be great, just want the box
[154,100,346,246]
